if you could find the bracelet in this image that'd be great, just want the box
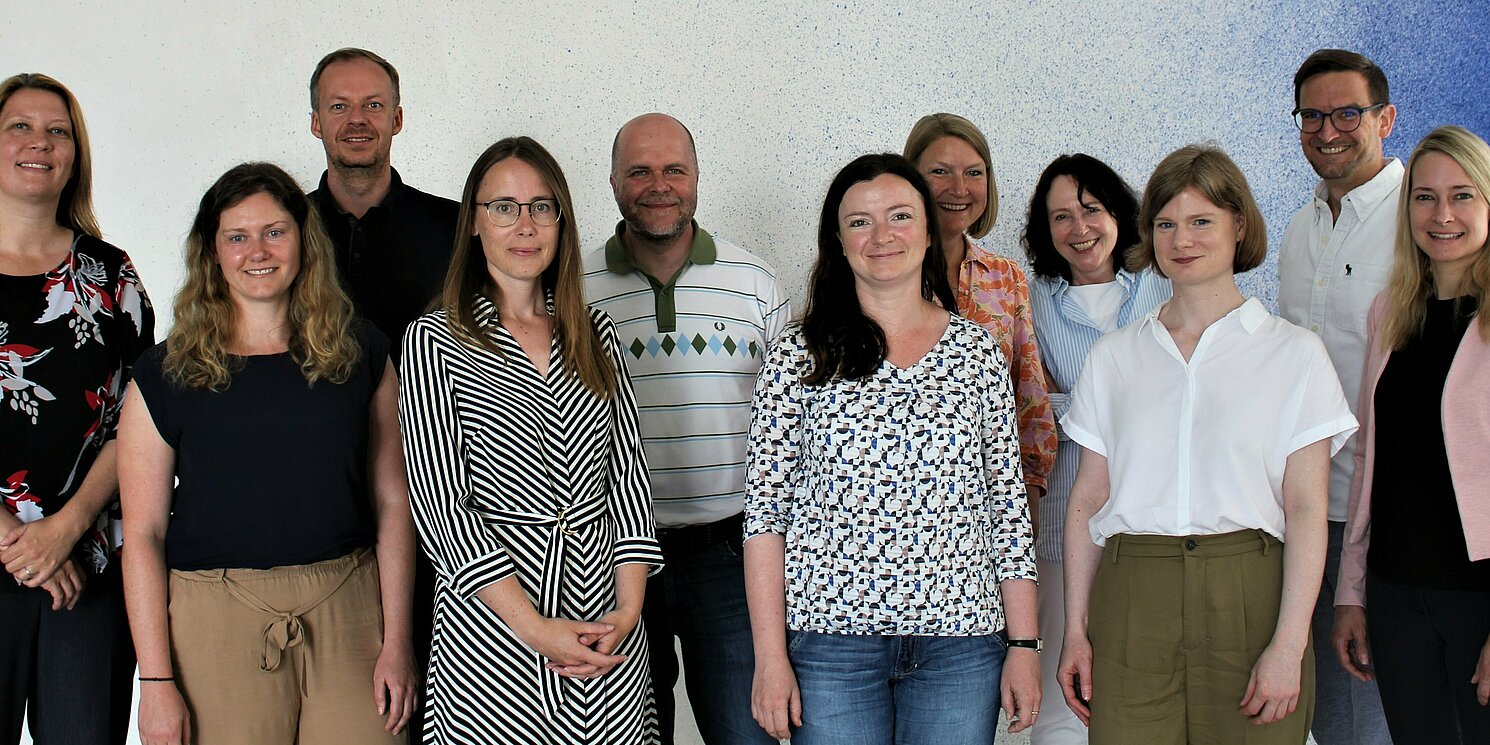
[139,677,176,683]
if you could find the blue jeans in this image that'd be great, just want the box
[787,631,1006,745]
[645,517,773,745]
[1311,521,1392,745]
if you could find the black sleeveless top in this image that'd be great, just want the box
[131,323,388,571]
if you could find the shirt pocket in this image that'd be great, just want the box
[1330,262,1390,333]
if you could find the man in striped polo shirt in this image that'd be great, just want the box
[585,113,789,745]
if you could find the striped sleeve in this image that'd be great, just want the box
[761,274,792,351]
[398,318,515,600]
[597,311,664,572]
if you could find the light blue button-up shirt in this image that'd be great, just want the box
[1028,268,1170,562]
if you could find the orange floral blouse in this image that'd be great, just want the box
[954,240,1056,493]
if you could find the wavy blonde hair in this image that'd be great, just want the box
[164,162,360,390]
[442,137,615,397]
[1381,125,1490,349]
[0,73,100,238]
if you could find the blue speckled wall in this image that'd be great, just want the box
[6,1,1488,321]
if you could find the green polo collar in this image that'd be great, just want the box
[603,221,716,332]
[604,220,716,275]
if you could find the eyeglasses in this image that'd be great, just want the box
[479,198,562,227]
[1291,104,1386,134]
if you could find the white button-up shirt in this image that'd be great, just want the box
[1062,299,1358,544]
[1278,159,1403,520]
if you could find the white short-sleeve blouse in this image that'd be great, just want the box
[1062,298,1358,544]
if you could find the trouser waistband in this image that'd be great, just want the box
[1105,529,1278,562]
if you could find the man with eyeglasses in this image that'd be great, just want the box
[584,113,789,745]
[1278,48,1397,745]
[306,47,458,745]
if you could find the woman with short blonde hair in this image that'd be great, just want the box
[1059,144,1356,743]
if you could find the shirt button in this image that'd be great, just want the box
[1311,323,1321,332]
[353,251,361,259]
[1317,278,1328,288]
[1185,539,1199,551]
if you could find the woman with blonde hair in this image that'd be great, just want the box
[119,162,417,745]
[1332,125,1490,742]
[1059,144,1356,743]
[904,113,1055,520]
[398,136,661,744]
[0,72,154,745]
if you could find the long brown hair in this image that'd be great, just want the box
[1381,125,1490,349]
[441,136,615,397]
[0,73,100,238]
[165,162,360,390]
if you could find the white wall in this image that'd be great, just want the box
[7,0,1355,326]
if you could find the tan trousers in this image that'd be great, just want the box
[1088,530,1314,745]
[168,549,405,745]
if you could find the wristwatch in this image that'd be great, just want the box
[1006,637,1043,653]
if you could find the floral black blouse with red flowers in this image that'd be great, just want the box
[0,233,154,580]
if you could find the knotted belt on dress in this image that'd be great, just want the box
[476,497,610,715]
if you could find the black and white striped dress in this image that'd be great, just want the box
[399,297,663,744]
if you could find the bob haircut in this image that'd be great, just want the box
[1381,125,1490,349]
[1293,49,1389,109]
[1130,144,1267,278]
[164,162,360,390]
[800,152,957,386]
[309,47,400,110]
[1022,154,1141,282]
[441,136,615,398]
[0,73,100,238]
[903,113,999,238]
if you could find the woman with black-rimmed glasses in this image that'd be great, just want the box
[398,137,662,744]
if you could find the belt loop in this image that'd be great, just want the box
[1110,533,1122,564]
[1258,529,1270,556]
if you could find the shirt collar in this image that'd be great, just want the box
[603,220,716,275]
[314,167,410,218]
[1312,157,1404,221]
[1139,296,1269,335]
[471,289,555,327]
[960,238,996,270]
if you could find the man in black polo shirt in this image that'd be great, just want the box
[308,47,457,359]
[307,48,455,744]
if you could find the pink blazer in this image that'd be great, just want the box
[1338,293,1490,607]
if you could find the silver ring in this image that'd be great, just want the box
[23,566,34,578]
